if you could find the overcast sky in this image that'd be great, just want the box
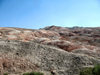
[0,0,100,29]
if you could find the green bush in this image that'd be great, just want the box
[79,64,100,75]
[93,64,100,75]
[80,67,93,75]
[4,73,8,75]
[23,71,44,75]
[23,72,30,75]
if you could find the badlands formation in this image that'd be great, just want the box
[0,26,100,75]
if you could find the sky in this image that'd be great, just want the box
[0,0,100,29]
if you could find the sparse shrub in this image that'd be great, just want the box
[23,71,44,75]
[80,67,93,75]
[79,64,100,75]
[92,64,100,75]
[4,73,8,75]
[23,72,30,75]
[30,72,44,75]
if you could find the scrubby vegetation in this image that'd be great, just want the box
[92,64,100,75]
[23,71,44,75]
[80,67,93,75]
[4,73,8,75]
[79,64,100,75]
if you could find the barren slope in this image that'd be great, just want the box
[0,40,99,75]
[0,26,100,75]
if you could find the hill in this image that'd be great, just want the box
[0,26,100,75]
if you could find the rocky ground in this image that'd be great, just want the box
[0,26,100,75]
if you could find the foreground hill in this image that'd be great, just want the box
[0,40,100,75]
[0,26,100,75]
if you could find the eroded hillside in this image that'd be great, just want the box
[0,26,100,75]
